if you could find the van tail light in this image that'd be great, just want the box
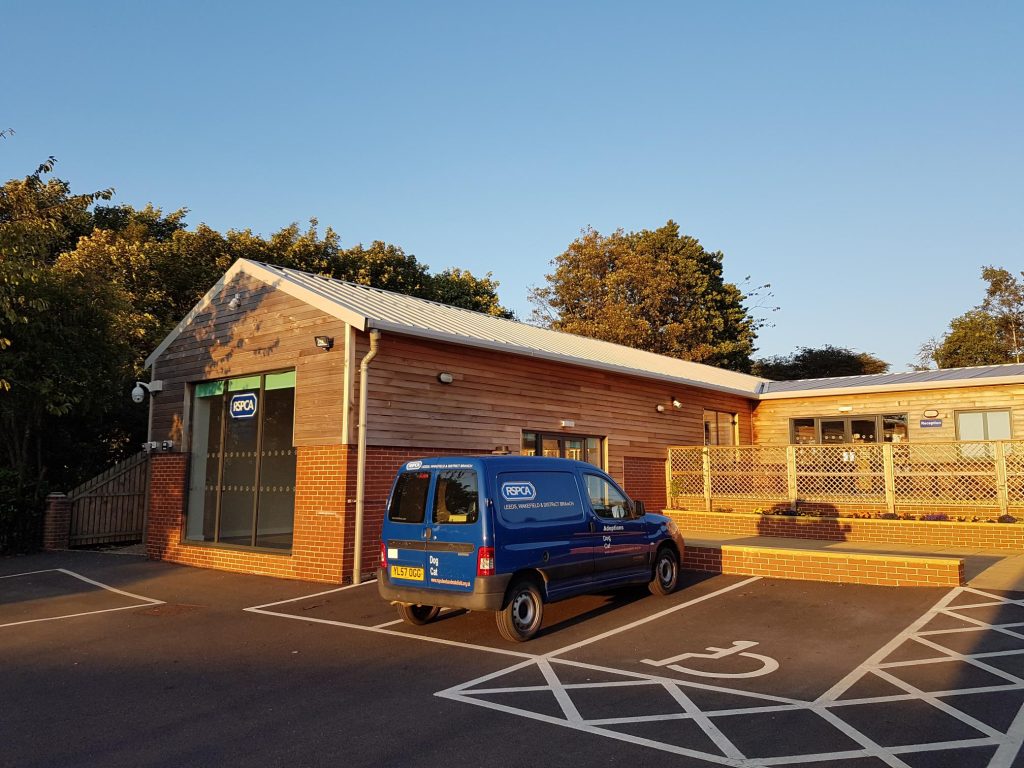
[380,542,388,570]
[477,546,495,577]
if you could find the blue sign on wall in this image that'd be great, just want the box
[920,419,943,428]
[229,392,258,419]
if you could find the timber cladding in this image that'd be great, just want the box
[350,330,756,465]
[150,272,349,447]
[753,384,1024,445]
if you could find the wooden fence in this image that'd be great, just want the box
[68,452,149,546]
[667,441,1024,516]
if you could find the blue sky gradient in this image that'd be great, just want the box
[3,1,1021,369]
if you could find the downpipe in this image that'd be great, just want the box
[353,329,381,585]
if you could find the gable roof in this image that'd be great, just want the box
[146,259,1024,401]
[145,259,767,397]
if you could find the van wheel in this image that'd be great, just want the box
[649,546,679,596]
[397,603,441,625]
[496,580,544,642]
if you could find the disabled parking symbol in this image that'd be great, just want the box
[641,640,779,679]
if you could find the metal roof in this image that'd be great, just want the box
[145,259,767,397]
[758,363,1024,398]
[145,259,1024,400]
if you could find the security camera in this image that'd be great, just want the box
[131,383,147,404]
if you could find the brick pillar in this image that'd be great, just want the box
[145,453,188,561]
[42,492,71,551]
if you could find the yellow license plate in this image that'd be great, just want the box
[390,565,424,581]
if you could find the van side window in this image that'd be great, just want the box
[388,472,431,523]
[584,474,631,519]
[433,470,479,525]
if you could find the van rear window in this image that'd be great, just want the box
[433,470,479,525]
[388,472,431,523]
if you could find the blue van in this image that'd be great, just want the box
[377,455,685,642]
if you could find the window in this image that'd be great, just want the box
[433,470,479,524]
[788,414,908,444]
[520,431,603,468]
[388,471,431,523]
[703,411,737,446]
[584,474,632,520]
[956,410,1012,441]
[186,371,296,550]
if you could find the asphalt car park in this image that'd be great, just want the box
[4,551,1024,768]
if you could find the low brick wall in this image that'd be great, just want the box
[682,544,963,587]
[667,509,1024,551]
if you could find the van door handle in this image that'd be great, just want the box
[589,520,596,533]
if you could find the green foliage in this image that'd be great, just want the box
[0,157,512,552]
[753,345,889,380]
[925,267,1024,368]
[530,221,765,371]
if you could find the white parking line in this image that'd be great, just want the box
[0,568,163,629]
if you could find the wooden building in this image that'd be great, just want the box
[142,260,1024,583]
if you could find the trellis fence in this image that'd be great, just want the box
[667,441,1024,515]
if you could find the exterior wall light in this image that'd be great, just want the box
[672,398,683,409]
[837,406,853,413]
[923,409,939,418]
[656,404,666,413]
[437,372,454,384]
[227,294,241,310]
[315,335,334,351]
[560,419,575,428]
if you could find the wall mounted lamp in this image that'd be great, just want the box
[437,372,454,384]
[656,404,666,413]
[560,419,575,428]
[227,294,241,311]
[837,405,853,413]
[672,398,683,409]
[314,335,334,351]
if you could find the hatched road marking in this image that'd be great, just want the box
[439,585,1024,767]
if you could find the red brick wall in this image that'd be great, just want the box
[147,448,351,582]
[622,456,667,511]
[682,544,963,587]
[667,509,1024,550]
[145,446,490,584]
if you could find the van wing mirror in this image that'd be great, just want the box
[633,499,646,517]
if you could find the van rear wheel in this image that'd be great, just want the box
[649,546,679,596]
[397,603,441,625]
[496,580,543,642]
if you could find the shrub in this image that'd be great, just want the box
[0,470,45,554]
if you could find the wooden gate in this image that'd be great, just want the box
[68,452,149,546]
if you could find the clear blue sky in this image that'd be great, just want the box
[3,1,1021,369]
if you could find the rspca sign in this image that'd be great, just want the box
[501,481,537,502]
[229,392,258,419]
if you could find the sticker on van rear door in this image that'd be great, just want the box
[501,481,537,502]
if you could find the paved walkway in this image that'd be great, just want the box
[680,529,1024,591]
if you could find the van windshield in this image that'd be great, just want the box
[433,470,479,524]
[388,472,431,523]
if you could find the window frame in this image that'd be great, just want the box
[954,409,1013,442]
[184,369,297,553]
[703,410,739,446]
[520,431,604,469]
[787,414,910,445]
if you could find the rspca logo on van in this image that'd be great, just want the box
[501,481,536,502]
[229,393,258,419]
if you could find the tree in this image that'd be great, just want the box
[753,345,889,380]
[529,221,764,371]
[924,266,1024,368]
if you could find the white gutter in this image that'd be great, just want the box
[352,329,381,585]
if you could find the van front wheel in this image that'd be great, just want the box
[397,603,441,625]
[496,580,543,642]
[649,546,679,596]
